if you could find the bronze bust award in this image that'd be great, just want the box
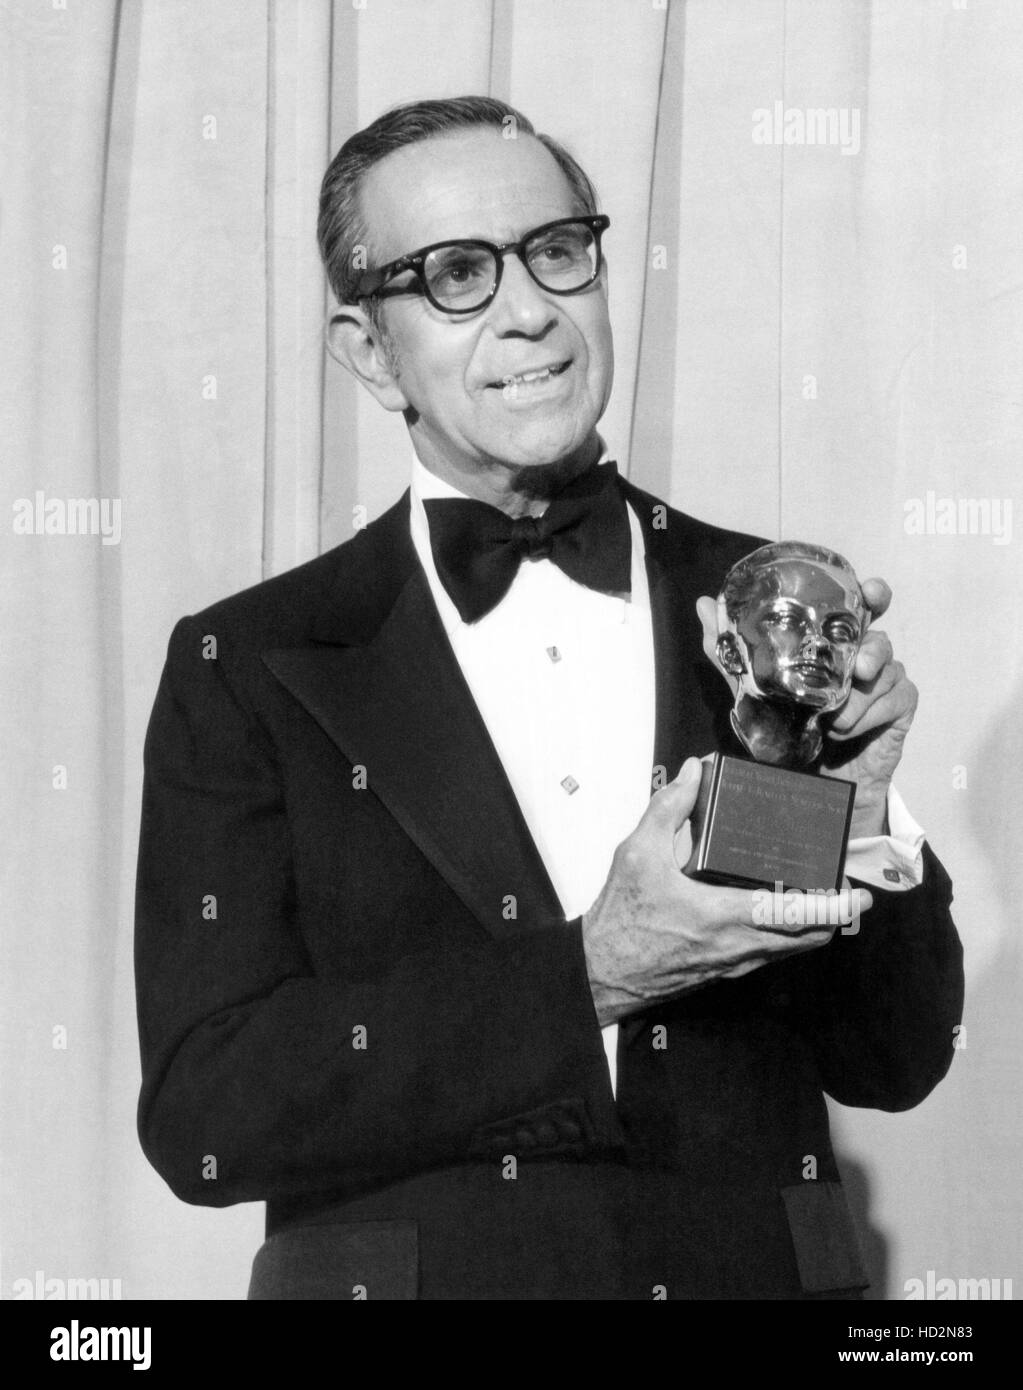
[718,542,867,768]
[685,542,868,892]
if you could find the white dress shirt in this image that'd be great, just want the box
[408,454,925,1095]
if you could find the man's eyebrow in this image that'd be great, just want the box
[423,217,587,247]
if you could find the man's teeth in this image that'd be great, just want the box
[502,363,564,386]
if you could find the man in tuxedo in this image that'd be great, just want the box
[135,96,963,1300]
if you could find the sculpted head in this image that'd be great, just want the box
[715,543,867,763]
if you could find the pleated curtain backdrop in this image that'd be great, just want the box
[2,0,1020,1300]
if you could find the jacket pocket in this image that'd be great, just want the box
[248,1218,418,1300]
[780,1183,869,1295]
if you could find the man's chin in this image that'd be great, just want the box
[480,430,601,478]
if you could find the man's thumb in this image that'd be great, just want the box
[654,756,704,829]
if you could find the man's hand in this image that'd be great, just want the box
[819,578,917,835]
[695,578,918,839]
[581,759,872,1026]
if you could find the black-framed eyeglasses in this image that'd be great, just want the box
[355,214,610,315]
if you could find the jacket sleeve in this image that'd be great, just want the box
[134,618,622,1208]
[786,842,964,1111]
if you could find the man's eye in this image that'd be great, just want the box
[534,240,572,262]
[434,260,486,286]
[827,621,858,643]
[426,250,492,298]
[529,235,586,267]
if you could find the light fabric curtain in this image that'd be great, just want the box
[2,0,1019,1301]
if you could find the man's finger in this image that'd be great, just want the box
[750,886,873,938]
[830,676,917,742]
[696,594,719,664]
[861,576,892,621]
[854,629,894,683]
[696,595,738,693]
[831,659,902,733]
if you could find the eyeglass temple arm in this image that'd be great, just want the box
[357,252,422,300]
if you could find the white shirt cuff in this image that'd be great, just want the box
[844,783,925,891]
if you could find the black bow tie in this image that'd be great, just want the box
[423,462,632,624]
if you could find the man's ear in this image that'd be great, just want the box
[716,630,747,677]
[326,309,409,413]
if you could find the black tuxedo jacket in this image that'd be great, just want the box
[135,479,963,1300]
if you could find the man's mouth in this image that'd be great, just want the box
[489,360,571,389]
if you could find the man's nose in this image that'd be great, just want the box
[487,253,558,335]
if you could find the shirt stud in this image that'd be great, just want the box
[546,646,562,663]
[560,775,580,795]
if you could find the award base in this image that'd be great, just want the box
[683,753,856,893]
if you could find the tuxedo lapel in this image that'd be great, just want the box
[627,484,739,781]
[262,499,564,941]
[646,551,705,782]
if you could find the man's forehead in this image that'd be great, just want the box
[358,127,580,259]
[749,560,863,613]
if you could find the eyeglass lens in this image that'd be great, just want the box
[422,222,600,311]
